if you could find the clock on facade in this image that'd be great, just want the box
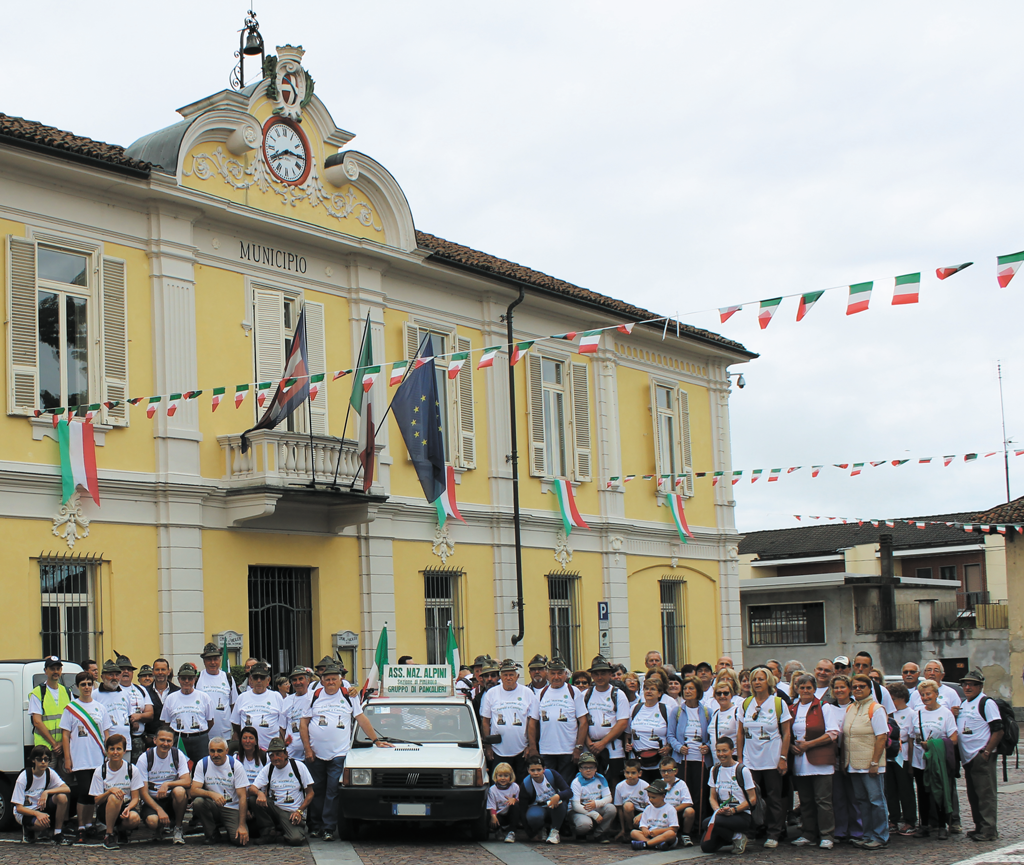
[261,117,311,185]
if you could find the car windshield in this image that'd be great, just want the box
[355,703,478,744]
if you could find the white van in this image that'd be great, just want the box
[0,659,83,830]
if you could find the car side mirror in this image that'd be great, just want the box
[482,734,502,745]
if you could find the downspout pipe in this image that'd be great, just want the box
[506,286,527,645]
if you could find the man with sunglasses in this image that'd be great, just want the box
[231,662,285,750]
[852,652,897,716]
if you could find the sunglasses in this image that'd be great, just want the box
[34,755,51,763]
[250,674,269,680]
[752,708,761,721]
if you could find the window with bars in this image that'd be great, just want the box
[248,566,313,675]
[547,572,580,670]
[660,581,686,668]
[40,557,101,665]
[424,568,463,665]
[747,603,825,646]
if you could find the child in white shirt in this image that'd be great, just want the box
[613,759,649,839]
[570,753,616,841]
[658,757,696,845]
[631,779,679,850]
[486,763,521,843]
[14,746,71,843]
[89,734,144,850]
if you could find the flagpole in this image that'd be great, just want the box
[332,313,372,488]
[505,287,526,647]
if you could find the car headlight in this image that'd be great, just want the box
[350,768,373,786]
[453,769,476,787]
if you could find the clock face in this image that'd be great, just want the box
[262,118,311,185]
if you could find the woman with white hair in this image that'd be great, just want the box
[901,679,957,839]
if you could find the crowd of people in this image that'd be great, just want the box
[15,645,1009,854]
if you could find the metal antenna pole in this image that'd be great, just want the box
[998,362,1011,503]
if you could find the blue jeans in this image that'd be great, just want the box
[307,755,346,832]
[525,802,567,836]
[849,773,889,844]
[833,771,863,839]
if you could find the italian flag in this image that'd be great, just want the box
[389,361,409,386]
[166,393,181,417]
[510,341,535,366]
[552,331,578,341]
[84,404,100,422]
[936,262,972,280]
[146,396,161,419]
[617,322,635,334]
[758,298,781,329]
[177,732,190,770]
[235,384,249,408]
[964,453,978,462]
[623,474,636,483]
[751,469,763,483]
[58,419,99,506]
[796,291,824,322]
[447,352,469,379]
[309,373,324,401]
[445,621,460,682]
[412,355,434,370]
[919,457,932,464]
[997,250,1024,288]
[578,330,602,353]
[362,623,389,699]
[731,471,742,485]
[606,476,620,489]
[477,346,501,369]
[851,463,864,475]
[892,272,921,305]
[870,460,886,467]
[768,468,782,482]
[333,368,352,381]
[811,466,822,477]
[361,367,380,392]
[211,387,225,411]
[256,382,272,408]
[435,465,465,528]
[892,459,909,467]
[667,493,694,543]
[943,455,955,466]
[846,282,872,315]
[551,478,589,535]
[720,306,742,323]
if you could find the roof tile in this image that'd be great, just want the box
[972,496,1024,524]
[0,113,151,172]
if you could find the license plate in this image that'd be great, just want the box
[392,803,429,816]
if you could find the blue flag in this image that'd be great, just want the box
[392,334,446,503]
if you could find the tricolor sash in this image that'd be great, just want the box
[66,700,104,750]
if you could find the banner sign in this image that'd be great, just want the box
[381,665,453,696]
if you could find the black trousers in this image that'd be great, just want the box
[750,768,786,840]
[913,767,948,828]
[700,811,752,852]
[682,760,710,827]
[542,753,574,783]
[885,761,916,825]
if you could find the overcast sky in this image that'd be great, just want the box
[7,3,1023,531]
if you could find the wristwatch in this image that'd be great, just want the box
[869,762,879,766]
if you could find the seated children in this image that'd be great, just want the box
[570,752,616,842]
[630,779,678,851]
[658,757,695,845]
[13,746,71,844]
[487,762,521,843]
[613,759,649,841]
[90,734,143,850]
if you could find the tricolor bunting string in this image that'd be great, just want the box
[791,514,1024,536]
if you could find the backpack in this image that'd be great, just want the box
[36,682,73,702]
[980,696,1019,757]
[100,761,134,784]
[200,755,237,776]
[145,746,181,774]
[741,696,784,726]
[630,700,669,726]
[267,758,302,787]
[863,703,899,760]
[538,683,577,703]
[712,762,764,827]
[20,768,55,805]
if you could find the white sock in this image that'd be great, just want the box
[732,832,744,841]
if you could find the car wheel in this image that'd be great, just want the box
[0,776,13,832]
[338,816,360,841]
[469,809,489,842]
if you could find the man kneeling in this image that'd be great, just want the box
[248,736,314,846]
[138,726,191,844]
[191,737,250,845]
[90,734,143,850]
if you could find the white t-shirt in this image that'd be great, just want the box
[301,689,363,760]
[232,690,284,749]
[94,687,134,753]
[639,801,679,830]
[481,684,540,757]
[570,773,612,810]
[530,774,557,805]
[124,683,153,736]
[845,704,889,774]
[958,695,1002,763]
[710,763,755,809]
[240,755,264,784]
[253,759,314,812]
[59,700,111,771]
[136,749,189,795]
[614,778,649,809]
[791,701,839,777]
[892,707,912,763]
[283,691,312,759]
[814,685,830,700]
[629,703,669,752]
[28,685,66,718]
[538,684,587,755]
[777,682,792,697]
[161,689,214,734]
[486,782,521,815]
[196,670,237,740]
[583,687,630,759]
[739,696,792,771]
[13,769,66,824]
[902,705,957,770]
[89,761,145,799]
[677,705,707,762]
[662,778,693,810]
[193,756,248,810]
[709,706,740,764]
[909,684,962,714]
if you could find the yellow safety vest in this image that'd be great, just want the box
[33,683,73,747]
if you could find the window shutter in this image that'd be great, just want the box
[525,353,547,477]
[678,388,693,496]
[455,334,476,469]
[304,300,327,436]
[570,362,592,482]
[403,321,422,361]
[7,236,38,415]
[650,379,664,480]
[100,257,129,426]
[253,288,284,386]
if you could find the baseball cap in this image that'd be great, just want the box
[833,656,851,667]
[43,656,62,669]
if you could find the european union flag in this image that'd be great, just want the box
[392,334,446,503]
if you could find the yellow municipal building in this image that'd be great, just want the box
[0,43,754,678]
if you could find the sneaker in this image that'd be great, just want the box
[309,829,323,839]
[655,838,679,851]
[863,840,888,850]
[51,833,63,846]
[504,831,515,844]
[23,829,37,844]
[63,833,77,846]
[850,837,867,848]
[74,829,86,845]
[950,822,962,834]
[103,835,119,850]
[820,839,833,849]
[322,831,335,843]
[731,836,748,854]
[937,827,949,840]
[913,826,930,838]
[547,829,560,845]
[898,823,915,836]
[679,835,691,847]
[172,827,185,845]
[631,840,647,850]
[764,838,778,848]
[790,837,813,846]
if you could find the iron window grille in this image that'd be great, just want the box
[248,566,313,674]
[40,554,102,664]
[660,580,686,668]
[547,571,581,670]
[747,603,825,646]
[424,567,463,665]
